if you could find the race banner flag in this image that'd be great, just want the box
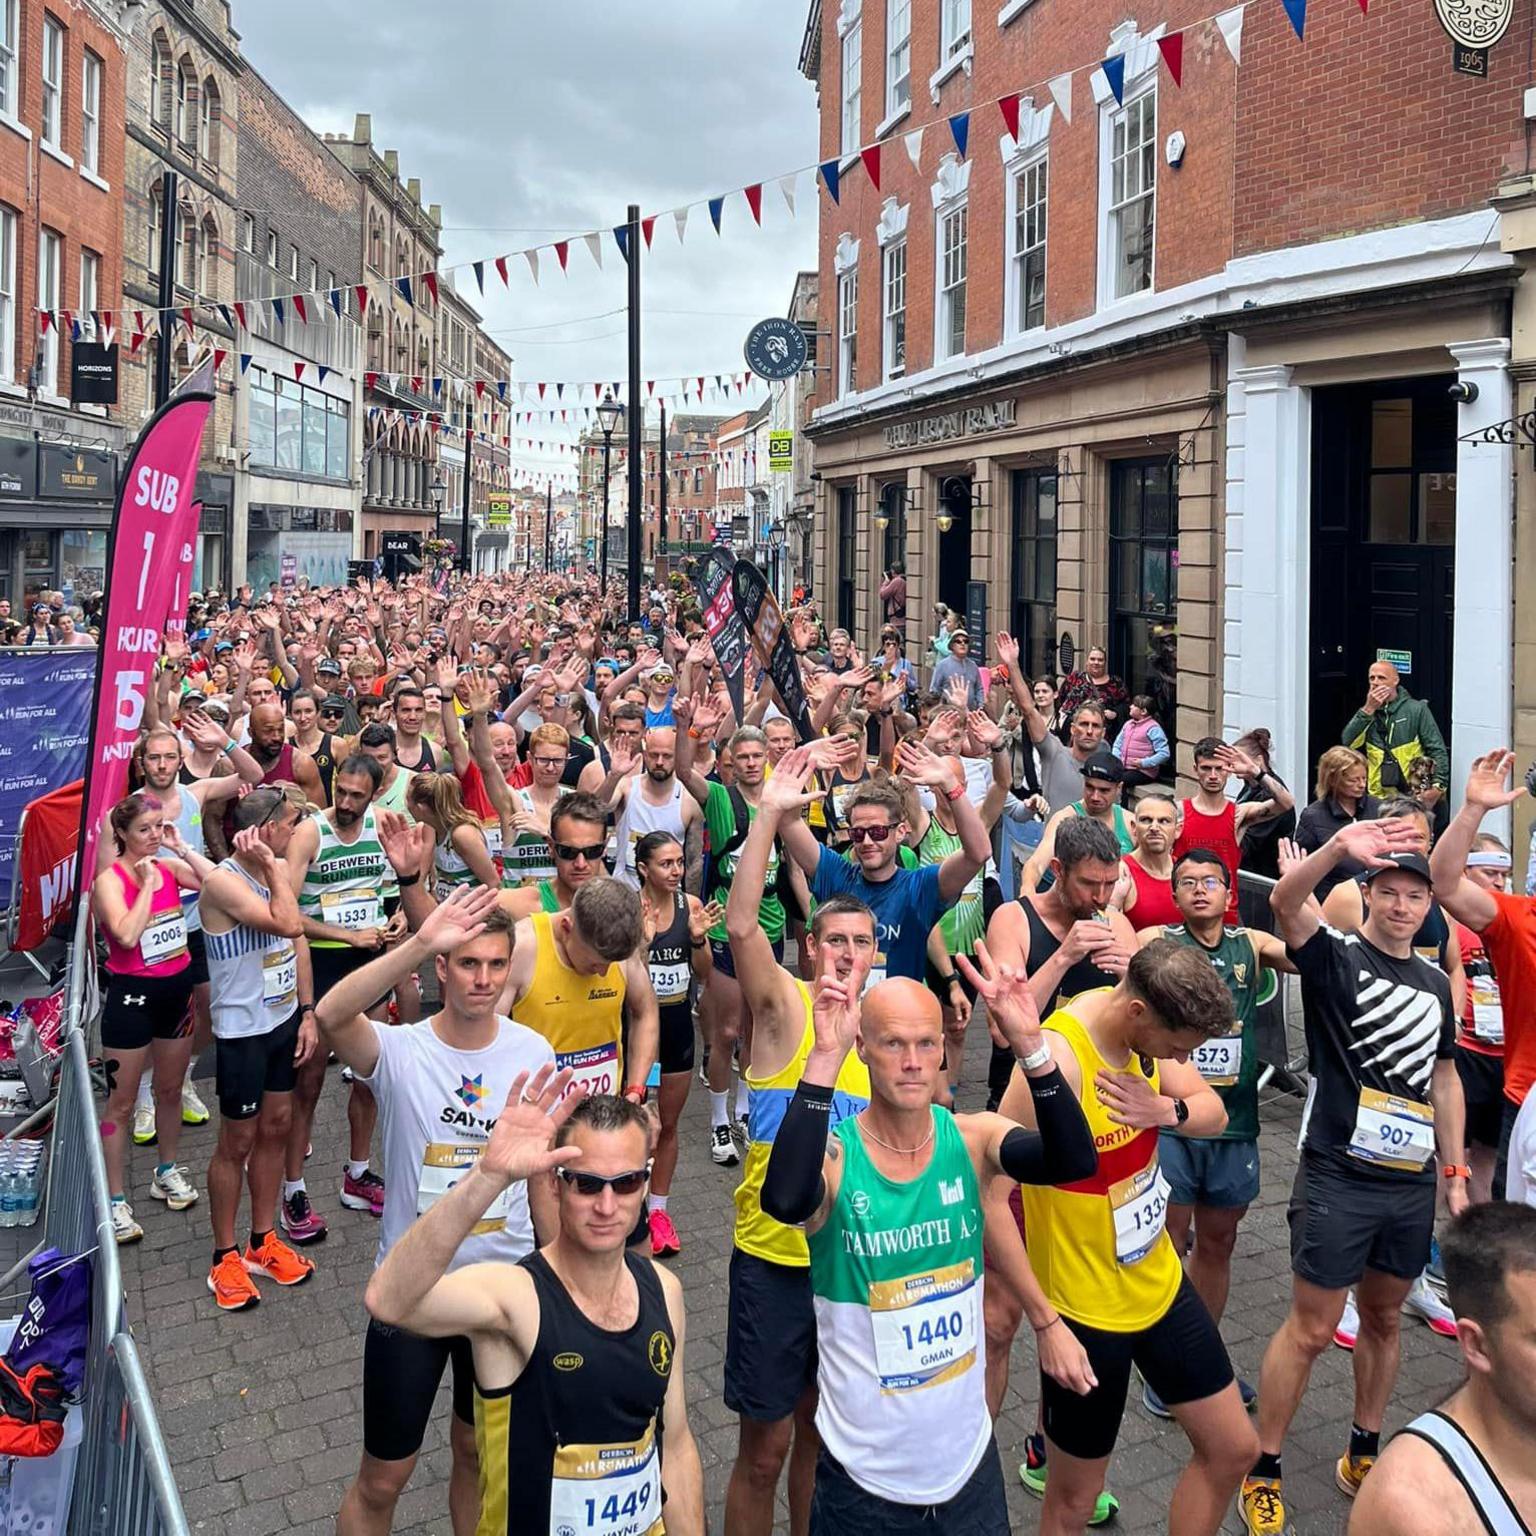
[79,358,215,881]
[14,779,84,951]
[699,548,747,726]
[731,561,814,743]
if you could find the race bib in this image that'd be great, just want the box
[1348,1087,1435,1172]
[557,1041,621,1100]
[483,822,503,857]
[1472,980,1504,1045]
[320,887,382,932]
[1110,1164,1170,1266]
[417,1140,513,1237]
[139,908,189,967]
[867,1259,979,1393]
[548,1422,663,1536]
[1193,1032,1242,1087]
[262,943,298,1011]
[648,961,690,1006]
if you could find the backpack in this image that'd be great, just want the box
[0,1356,66,1457]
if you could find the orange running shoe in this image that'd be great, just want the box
[208,1250,260,1312]
[243,1231,314,1287]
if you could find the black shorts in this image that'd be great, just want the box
[810,1439,1008,1534]
[1496,1094,1522,1196]
[925,959,978,1010]
[214,1012,301,1121]
[710,933,784,981]
[725,1248,817,1422]
[1287,1152,1436,1290]
[1455,1045,1506,1149]
[100,968,196,1052]
[658,1002,695,1076]
[311,943,389,1014]
[362,1317,474,1461]
[1040,1279,1234,1461]
[184,926,209,988]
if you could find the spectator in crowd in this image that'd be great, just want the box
[1057,645,1130,734]
[878,561,906,635]
[1295,746,1383,899]
[1234,729,1296,881]
[930,629,985,711]
[1111,694,1171,804]
[1342,658,1449,803]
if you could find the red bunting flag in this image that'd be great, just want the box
[38,312,51,335]
[213,349,228,372]
[411,375,424,393]
[294,362,306,381]
[860,145,881,191]
[233,302,247,330]
[423,271,439,304]
[744,184,763,224]
[495,255,510,286]
[475,379,485,398]
[642,216,656,248]
[354,286,369,317]
[135,311,148,334]
[538,382,547,399]
[998,92,1022,141]
[293,295,309,323]
[1157,31,1184,86]
[555,241,569,272]
[365,373,378,391]
[130,331,146,355]
[180,307,195,333]
[647,381,655,397]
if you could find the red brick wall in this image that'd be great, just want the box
[0,5,126,387]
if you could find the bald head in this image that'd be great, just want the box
[249,700,286,752]
[862,977,942,1035]
[859,977,945,1106]
[1367,660,1401,694]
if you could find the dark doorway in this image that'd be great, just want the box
[1010,467,1058,683]
[937,474,974,630]
[835,486,857,637]
[1109,457,1179,729]
[1308,377,1456,781]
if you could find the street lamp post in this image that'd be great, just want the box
[429,471,447,576]
[459,430,473,574]
[596,391,623,598]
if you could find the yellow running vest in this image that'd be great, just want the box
[733,980,871,1268]
[1019,1001,1183,1333]
[512,911,628,1098]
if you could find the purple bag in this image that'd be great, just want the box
[6,1247,92,1397]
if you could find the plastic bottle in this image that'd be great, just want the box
[0,1146,17,1229]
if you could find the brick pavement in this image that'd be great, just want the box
[114,1055,1467,1535]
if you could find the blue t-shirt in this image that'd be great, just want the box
[811,843,949,987]
[644,691,676,729]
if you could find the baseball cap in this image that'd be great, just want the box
[646,664,675,682]
[1080,749,1122,784]
[316,657,343,675]
[320,693,349,714]
[1364,853,1432,884]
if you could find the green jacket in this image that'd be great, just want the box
[1342,687,1449,797]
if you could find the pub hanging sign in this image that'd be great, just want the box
[1434,0,1514,77]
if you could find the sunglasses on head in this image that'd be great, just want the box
[555,1164,651,1197]
[848,824,894,844]
[553,840,607,863]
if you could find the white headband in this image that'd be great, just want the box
[1468,851,1512,870]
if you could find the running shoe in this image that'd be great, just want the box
[341,1168,386,1214]
[1334,1293,1359,1351]
[649,1208,681,1257]
[733,1109,751,1145]
[340,1065,354,1084]
[1239,1377,1258,1411]
[279,1190,328,1245]
[710,1125,739,1167]
[208,1250,260,1311]
[1018,1435,1120,1525]
[1403,1272,1457,1337]
[1426,1233,1445,1288]
[1142,1380,1173,1420]
[243,1231,314,1286]
[110,1198,144,1245]
[149,1165,199,1210]
[180,1081,210,1125]
[131,1101,156,1146]
[1237,1475,1286,1535]
[1335,1452,1376,1498]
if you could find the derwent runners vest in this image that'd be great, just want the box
[733,981,870,1267]
[298,809,389,949]
[512,911,626,1099]
[807,1107,991,1506]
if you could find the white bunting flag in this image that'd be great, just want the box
[524,249,540,285]
[583,232,603,270]
[903,126,924,170]
[1048,72,1073,123]
[674,206,689,243]
[779,172,798,217]
[1216,6,1244,64]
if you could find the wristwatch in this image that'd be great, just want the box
[1170,1096,1190,1127]
[1442,1163,1471,1180]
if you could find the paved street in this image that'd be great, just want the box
[115,1051,1466,1535]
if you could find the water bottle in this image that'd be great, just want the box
[16,1148,40,1227]
[0,1147,18,1229]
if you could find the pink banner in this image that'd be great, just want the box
[80,361,215,879]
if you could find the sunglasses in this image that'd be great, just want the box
[320,706,345,717]
[555,1164,652,1197]
[553,840,607,863]
[848,824,894,844]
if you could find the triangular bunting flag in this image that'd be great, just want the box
[744,183,763,224]
[497,381,508,401]
[584,232,603,269]
[673,206,689,243]
[353,287,368,318]
[179,306,194,333]
[411,376,424,394]
[1158,32,1184,86]
[949,112,970,158]
[271,297,285,326]
[708,195,725,233]
[396,276,413,305]
[903,126,924,169]
[318,365,332,383]
[472,261,485,294]
[538,382,547,400]
[432,377,443,397]
[240,353,253,375]
[860,145,881,191]
[647,380,655,397]
[1216,6,1244,63]
[1101,54,1126,105]
[496,256,510,286]
[475,380,486,399]
[642,215,656,248]
[524,249,540,284]
[779,172,798,216]
[614,225,629,262]
[217,303,233,329]
[328,288,344,317]
[1281,0,1306,39]
[130,331,145,355]
[557,383,565,400]
[1048,71,1073,123]
[294,362,306,381]
[38,312,51,335]
[998,92,1022,142]
[365,372,378,391]
[820,158,841,204]
[423,271,439,304]
[555,241,569,272]
[292,294,309,324]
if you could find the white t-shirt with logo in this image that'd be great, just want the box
[358,1013,556,1271]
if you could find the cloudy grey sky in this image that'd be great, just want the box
[236,2,820,477]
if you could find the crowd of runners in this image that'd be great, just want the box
[84,566,1536,1534]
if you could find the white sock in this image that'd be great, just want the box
[650,1194,668,1215]
[135,1075,153,1111]
[734,1081,751,1120]
[709,1091,729,1129]
[347,1160,369,1181]
[282,1178,305,1200]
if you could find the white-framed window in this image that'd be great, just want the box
[287,244,299,281]
[174,57,193,145]
[941,0,971,60]
[37,229,61,394]
[840,18,862,158]
[882,238,906,379]
[266,227,279,267]
[240,213,254,251]
[0,0,16,118]
[837,268,858,395]
[1010,156,1047,332]
[41,17,63,149]
[936,201,967,360]
[79,248,99,338]
[307,257,319,291]
[81,50,102,173]
[0,206,14,382]
[1103,86,1156,302]
[886,0,910,118]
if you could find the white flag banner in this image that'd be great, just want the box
[524,249,540,285]
[583,232,603,270]
[674,206,690,243]
[779,172,798,217]
[1048,72,1073,123]
[903,126,924,170]
[1216,5,1244,64]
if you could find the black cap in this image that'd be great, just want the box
[1080,748,1123,784]
[320,693,349,713]
[1364,852,1432,884]
[316,658,343,675]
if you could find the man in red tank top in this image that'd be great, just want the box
[1118,794,1181,932]
[1174,739,1294,924]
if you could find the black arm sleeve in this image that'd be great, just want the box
[996,1066,1098,1186]
[760,1080,834,1226]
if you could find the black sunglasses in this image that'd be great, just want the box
[553,840,607,863]
[848,824,894,844]
[555,1164,652,1197]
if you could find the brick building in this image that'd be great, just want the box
[0,0,128,608]
[647,410,726,578]
[123,0,242,591]
[235,64,362,591]
[801,0,1530,835]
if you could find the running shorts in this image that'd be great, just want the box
[724,1248,817,1422]
[100,969,196,1052]
[710,934,784,980]
[658,1003,696,1077]
[1287,1152,1435,1290]
[311,943,390,1015]
[1455,1045,1505,1150]
[1158,1133,1260,1210]
[362,1317,474,1461]
[214,1012,301,1121]
[184,927,209,988]
[809,1439,1008,1535]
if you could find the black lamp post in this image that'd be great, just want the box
[429,470,446,565]
[596,391,623,597]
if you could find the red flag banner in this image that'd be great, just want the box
[1157,32,1184,86]
[15,779,83,951]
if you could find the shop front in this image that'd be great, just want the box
[0,438,117,610]
[246,504,355,593]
